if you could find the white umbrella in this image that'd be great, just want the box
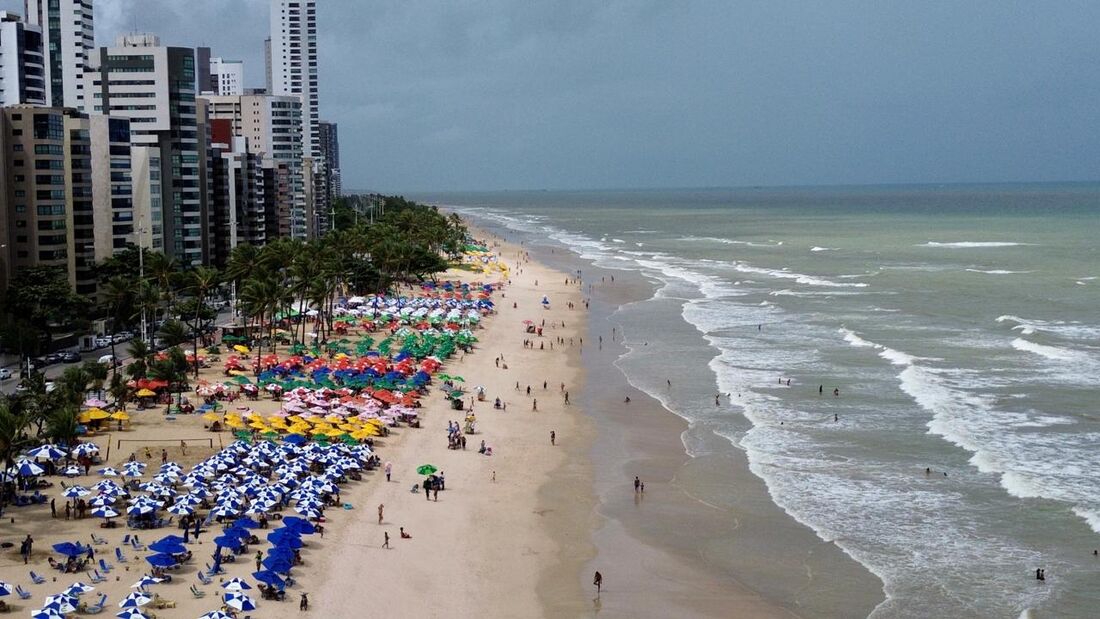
[223,591,256,611]
[64,582,94,595]
[221,577,252,591]
[118,591,152,607]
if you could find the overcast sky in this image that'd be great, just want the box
[4,0,1099,191]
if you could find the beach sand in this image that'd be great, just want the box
[0,225,873,619]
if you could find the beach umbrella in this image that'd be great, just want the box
[213,535,243,550]
[223,591,257,611]
[98,467,121,477]
[126,503,155,516]
[62,485,91,498]
[280,516,316,534]
[115,610,150,619]
[221,577,252,591]
[14,460,45,476]
[261,556,293,573]
[32,610,65,619]
[147,540,186,554]
[89,496,115,507]
[27,444,67,460]
[145,553,177,568]
[92,506,120,519]
[42,594,78,612]
[61,464,82,477]
[199,612,235,619]
[118,591,153,608]
[131,576,163,589]
[0,581,11,596]
[416,464,437,476]
[166,502,194,516]
[251,570,285,589]
[71,443,100,457]
[153,534,187,545]
[64,582,94,596]
[52,541,89,557]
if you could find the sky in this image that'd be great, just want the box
[3,0,1099,192]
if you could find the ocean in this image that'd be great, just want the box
[416,185,1100,618]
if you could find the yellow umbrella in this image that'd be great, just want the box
[86,409,110,420]
[233,345,250,354]
[324,428,345,437]
[77,413,93,424]
[225,419,245,429]
[110,411,130,421]
[249,422,268,430]
[201,412,221,422]
[366,418,386,427]
[135,388,156,397]
[228,370,248,377]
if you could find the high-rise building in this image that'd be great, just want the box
[0,11,46,106]
[24,0,94,109]
[209,57,244,96]
[263,37,272,95]
[269,0,325,237]
[0,107,90,292]
[87,114,133,276]
[207,121,267,267]
[85,34,207,266]
[202,92,304,239]
[319,120,340,202]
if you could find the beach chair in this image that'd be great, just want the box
[121,534,132,545]
[90,532,108,546]
[88,570,106,584]
[29,570,46,584]
[197,571,212,585]
[115,547,128,563]
[190,584,205,598]
[98,558,111,573]
[15,585,31,600]
[84,593,107,614]
[130,535,146,550]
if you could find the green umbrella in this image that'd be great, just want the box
[416,464,438,476]
[230,376,252,385]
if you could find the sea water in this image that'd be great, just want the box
[417,185,1100,618]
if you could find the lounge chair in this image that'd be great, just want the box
[15,585,31,600]
[29,570,46,584]
[131,535,145,550]
[84,593,107,614]
[190,585,205,598]
[91,533,108,546]
[98,558,111,573]
[197,572,212,585]
[121,534,132,545]
[115,547,127,563]
[88,570,106,584]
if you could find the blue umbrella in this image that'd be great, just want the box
[145,553,177,568]
[283,434,307,445]
[52,542,89,557]
[147,540,186,554]
[265,546,295,561]
[15,461,45,476]
[267,531,302,549]
[251,570,285,589]
[154,535,187,545]
[280,516,316,534]
[261,556,293,573]
[213,535,243,550]
[231,516,260,529]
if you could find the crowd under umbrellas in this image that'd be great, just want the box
[10,431,356,617]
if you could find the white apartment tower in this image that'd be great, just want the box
[270,0,321,238]
[0,11,47,106]
[209,57,244,96]
[24,0,94,108]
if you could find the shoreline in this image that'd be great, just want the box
[459,210,885,618]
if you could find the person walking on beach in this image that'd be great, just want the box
[634,476,641,493]
[384,461,392,482]
[551,430,556,446]
[299,593,309,611]
[256,550,263,572]
[532,398,538,411]
[593,571,603,595]
[378,503,384,524]
[383,532,390,549]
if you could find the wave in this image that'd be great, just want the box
[730,263,869,288]
[1010,338,1085,362]
[965,269,1033,275]
[996,315,1100,339]
[682,235,784,248]
[918,241,1032,248]
[810,246,838,252]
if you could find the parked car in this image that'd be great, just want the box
[43,353,63,365]
[95,337,112,349]
[0,368,11,380]
[98,354,119,367]
[61,351,82,363]
[30,357,48,370]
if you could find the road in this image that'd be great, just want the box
[0,308,236,394]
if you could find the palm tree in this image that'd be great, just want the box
[126,339,153,380]
[225,244,260,317]
[108,372,131,411]
[0,400,32,480]
[239,275,281,365]
[146,252,178,325]
[45,405,80,449]
[101,276,135,379]
[185,266,220,377]
[157,320,191,349]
